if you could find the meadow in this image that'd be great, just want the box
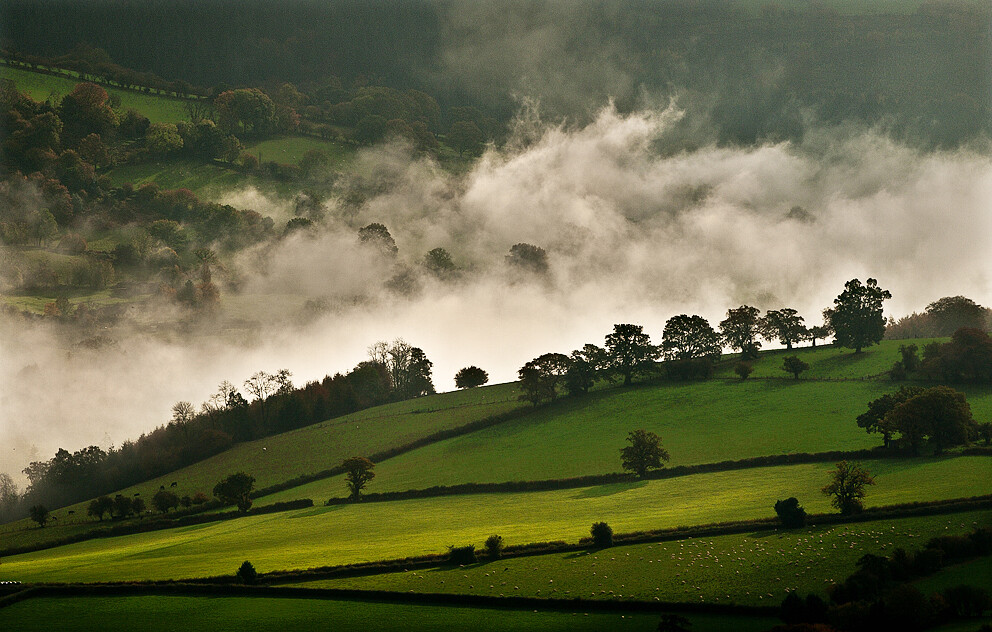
[295,510,992,606]
[3,456,990,583]
[0,595,776,632]
[0,66,190,123]
[244,136,356,167]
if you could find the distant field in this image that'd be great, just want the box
[4,456,990,583]
[0,66,190,123]
[297,510,992,606]
[0,596,776,632]
[244,136,356,166]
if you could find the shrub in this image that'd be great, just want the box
[734,362,754,380]
[942,584,992,617]
[591,521,613,548]
[774,497,808,528]
[236,560,257,584]
[484,535,504,560]
[447,545,477,565]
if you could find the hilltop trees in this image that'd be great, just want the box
[822,461,875,514]
[620,429,670,478]
[343,457,375,500]
[605,324,660,386]
[368,339,436,399]
[213,472,255,512]
[828,278,891,353]
[29,504,50,527]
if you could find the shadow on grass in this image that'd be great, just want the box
[571,481,648,499]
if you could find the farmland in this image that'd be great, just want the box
[3,456,991,583]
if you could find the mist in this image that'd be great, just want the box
[3,102,991,487]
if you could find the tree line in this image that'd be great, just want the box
[516,277,891,405]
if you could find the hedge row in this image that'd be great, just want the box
[0,499,313,558]
[323,447,912,506]
[2,582,778,617]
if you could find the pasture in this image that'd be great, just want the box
[0,595,776,632]
[297,510,992,606]
[244,136,356,166]
[3,457,990,583]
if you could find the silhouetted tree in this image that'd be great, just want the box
[485,534,504,560]
[87,495,113,521]
[505,243,548,274]
[774,497,808,528]
[237,560,258,584]
[662,314,721,361]
[591,521,613,548]
[882,386,977,455]
[762,308,807,350]
[454,366,489,389]
[29,504,49,527]
[720,306,762,358]
[857,387,925,448]
[358,222,398,256]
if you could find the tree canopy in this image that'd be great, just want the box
[342,456,375,500]
[822,460,875,514]
[720,305,762,358]
[662,314,721,361]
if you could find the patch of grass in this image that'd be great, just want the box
[296,510,992,606]
[1,66,190,123]
[0,595,776,632]
[0,288,142,314]
[3,457,990,583]
[104,159,256,198]
[243,136,356,166]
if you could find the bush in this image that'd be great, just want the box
[591,521,613,548]
[447,545,477,565]
[942,584,992,617]
[774,497,808,528]
[236,560,257,584]
[484,534,504,560]
[734,362,754,380]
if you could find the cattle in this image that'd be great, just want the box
[170,482,177,488]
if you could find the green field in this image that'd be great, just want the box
[0,66,190,123]
[296,510,992,606]
[0,595,776,632]
[105,159,253,198]
[3,456,990,583]
[244,136,356,166]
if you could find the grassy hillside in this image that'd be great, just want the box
[0,66,189,123]
[914,555,992,594]
[0,596,776,632]
[297,510,992,606]
[0,383,521,536]
[4,456,990,583]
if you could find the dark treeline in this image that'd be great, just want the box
[3,339,434,520]
[1,0,989,146]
